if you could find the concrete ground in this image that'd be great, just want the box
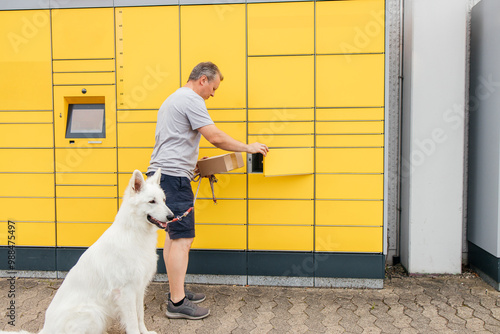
[1,266,500,334]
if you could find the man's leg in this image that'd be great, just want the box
[163,234,193,303]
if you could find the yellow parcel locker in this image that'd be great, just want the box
[0,10,52,111]
[248,56,314,109]
[248,225,313,251]
[247,2,314,55]
[316,121,384,134]
[316,0,385,54]
[0,149,54,173]
[57,198,117,223]
[54,85,116,148]
[0,198,55,222]
[316,148,384,173]
[316,134,384,147]
[316,226,383,253]
[0,124,53,148]
[316,200,383,226]
[192,224,246,250]
[55,148,116,173]
[248,200,314,225]
[117,122,156,148]
[0,174,54,197]
[248,122,314,136]
[57,223,111,247]
[117,110,158,123]
[316,174,384,200]
[316,54,385,107]
[208,109,246,122]
[52,8,115,59]
[263,148,314,177]
[116,6,180,110]
[248,134,314,148]
[0,111,52,123]
[195,199,246,225]
[118,148,152,173]
[248,109,314,122]
[316,108,384,121]
[191,173,246,199]
[12,222,56,247]
[181,4,246,108]
[248,174,313,199]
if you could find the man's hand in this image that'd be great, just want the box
[247,142,269,157]
[194,156,209,175]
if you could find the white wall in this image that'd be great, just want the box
[401,0,468,274]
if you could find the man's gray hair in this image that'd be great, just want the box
[188,62,224,82]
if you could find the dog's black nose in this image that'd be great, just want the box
[167,214,175,221]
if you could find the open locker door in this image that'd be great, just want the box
[249,148,314,177]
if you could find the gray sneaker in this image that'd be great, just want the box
[167,289,206,304]
[166,297,210,320]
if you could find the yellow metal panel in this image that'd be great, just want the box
[9,222,56,247]
[52,8,115,59]
[248,135,314,148]
[0,10,52,111]
[248,122,314,135]
[249,174,313,199]
[53,59,115,72]
[195,199,246,224]
[54,85,116,148]
[316,54,384,107]
[316,200,383,226]
[0,149,53,173]
[56,186,117,198]
[316,0,385,54]
[248,56,314,108]
[181,4,245,109]
[199,123,246,148]
[316,148,384,173]
[117,123,156,147]
[56,173,116,186]
[0,198,55,222]
[191,224,246,250]
[316,226,383,253]
[118,148,152,173]
[316,134,384,147]
[0,222,8,246]
[209,109,246,122]
[56,198,117,222]
[316,121,384,134]
[0,124,53,148]
[116,6,180,110]
[316,174,384,200]
[57,223,111,247]
[264,148,313,177]
[117,110,158,123]
[0,174,54,197]
[0,111,52,123]
[55,148,117,173]
[247,2,314,55]
[248,226,313,251]
[248,109,314,122]
[191,173,246,199]
[248,200,313,225]
[53,72,115,85]
[317,108,384,121]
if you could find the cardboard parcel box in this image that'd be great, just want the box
[197,152,244,177]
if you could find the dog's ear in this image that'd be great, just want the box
[130,170,145,194]
[148,168,162,185]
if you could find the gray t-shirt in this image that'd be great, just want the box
[147,87,214,179]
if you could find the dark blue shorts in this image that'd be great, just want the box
[147,172,195,240]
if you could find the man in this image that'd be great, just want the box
[147,62,268,320]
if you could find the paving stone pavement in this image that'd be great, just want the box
[1,267,500,333]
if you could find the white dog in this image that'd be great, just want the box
[1,169,173,334]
